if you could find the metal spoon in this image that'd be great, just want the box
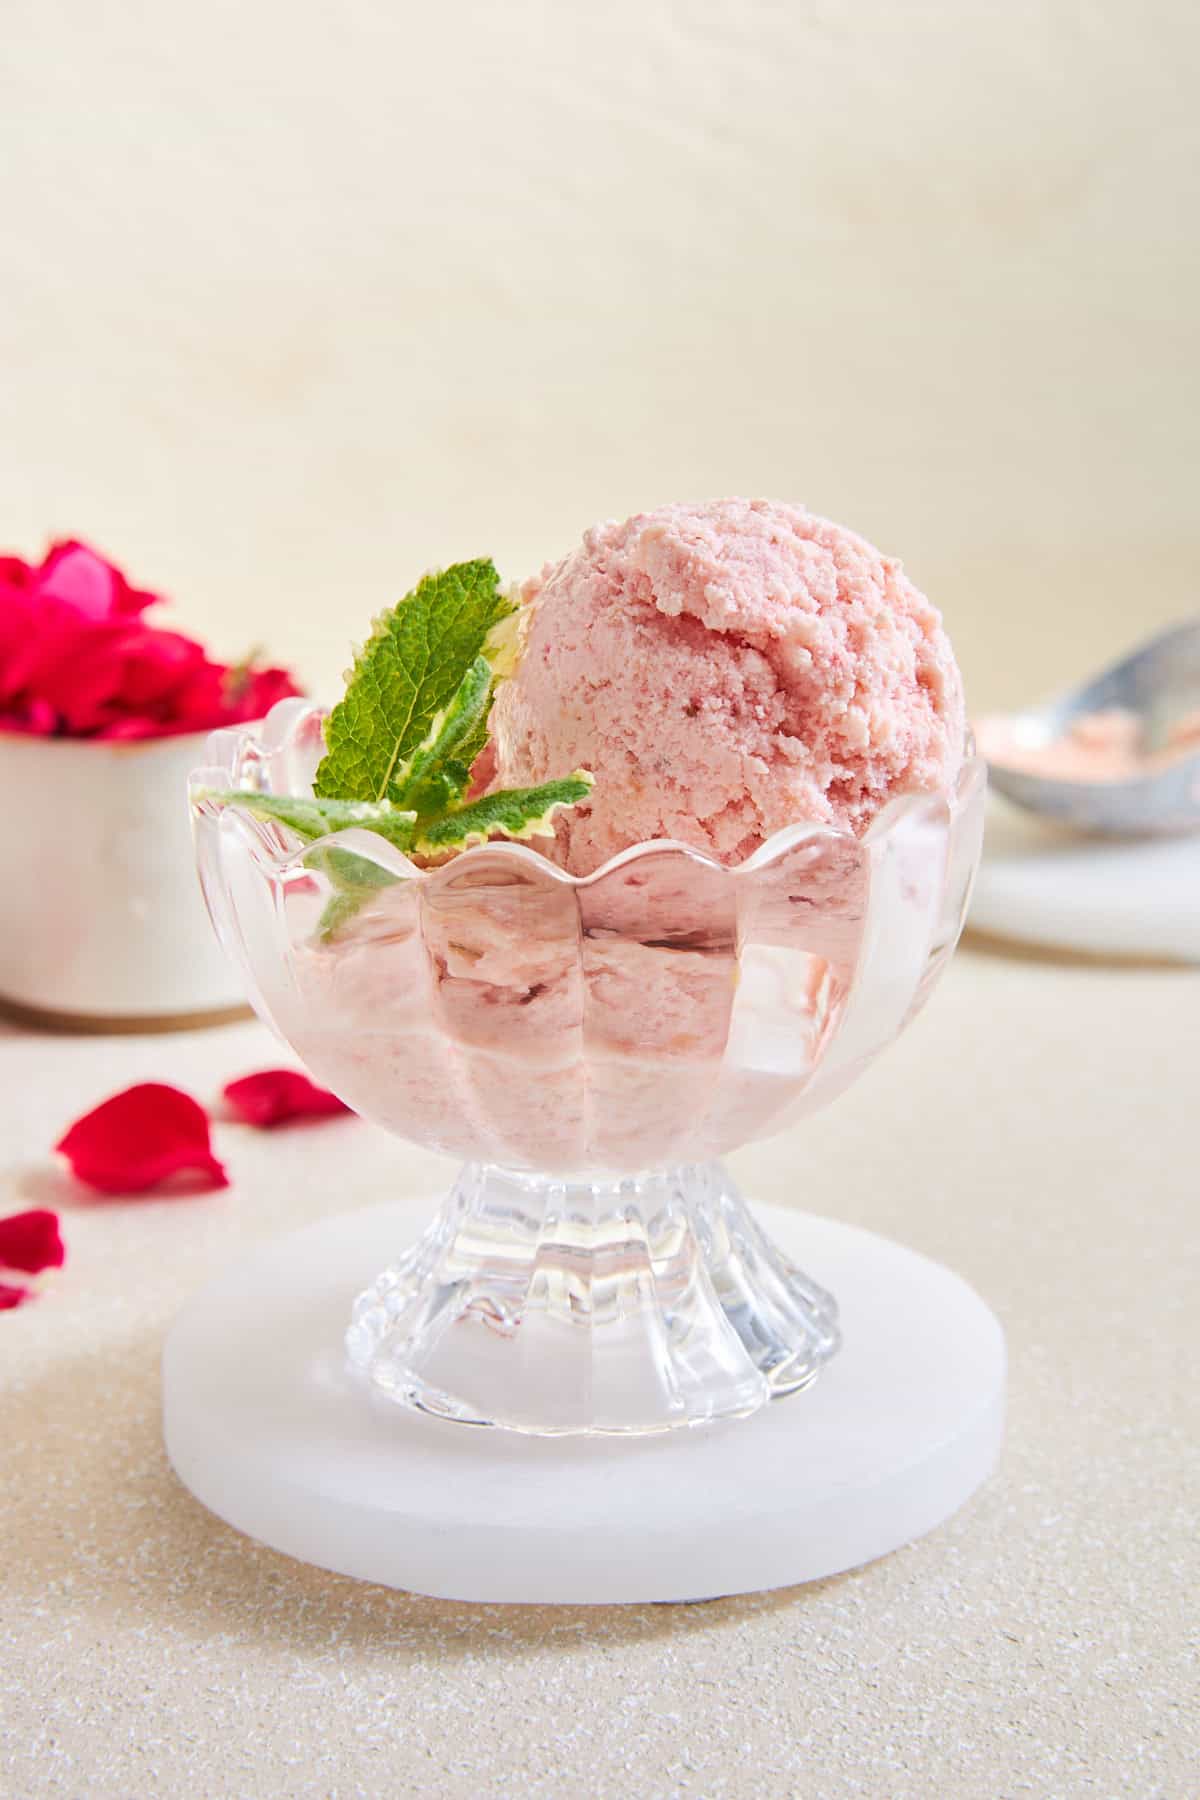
[979,618,1200,837]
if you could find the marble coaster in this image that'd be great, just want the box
[163,1200,1005,1605]
[970,797,1200,963]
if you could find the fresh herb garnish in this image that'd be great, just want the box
[314,560,516,806]
[204,558,591,936]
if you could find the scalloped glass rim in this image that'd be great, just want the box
[190,699,985,884]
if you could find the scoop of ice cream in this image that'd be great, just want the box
[487,498,966,875]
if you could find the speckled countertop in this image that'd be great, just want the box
[1,945,1195,1799]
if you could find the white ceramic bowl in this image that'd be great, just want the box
[0,729,251,1027]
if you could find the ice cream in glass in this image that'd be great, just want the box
[192,499,985,1435]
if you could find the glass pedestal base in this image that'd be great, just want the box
[344,1161,841,1436]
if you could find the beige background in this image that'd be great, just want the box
[3,0,1198,710]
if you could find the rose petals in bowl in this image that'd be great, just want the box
[0,538,300,739]
[56,1083,229,1195]
[223,1070,351,1129]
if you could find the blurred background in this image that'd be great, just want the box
[2,0,1197,711]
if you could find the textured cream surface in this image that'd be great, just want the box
[491,499,965,870]
[1,949,1196,1798]
[2,2,1199,715]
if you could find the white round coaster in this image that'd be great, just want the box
[163,1200,1005,1605]
[970,797,1200,963]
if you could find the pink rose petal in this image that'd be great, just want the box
[56,1083,229,1195]
[0,1282,32,1311]
[36,540,156,619]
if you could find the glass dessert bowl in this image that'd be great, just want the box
[192,699,986,1436]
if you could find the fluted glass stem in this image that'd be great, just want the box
[345,1160,840,1436]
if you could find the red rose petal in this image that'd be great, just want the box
[0,590,86,709]
[226,665,301,725]
[95,715,178,741]
[37,540,157,619]
[0,1209,65,1274]
[223,1070,352,1128]
[113,629,208,710]
[56,1083,229,1194]
[37,541,122,620]
[0,698,58,735]
[0,554,34,587]
[0,1282,32,1311]
[29,620,132,735]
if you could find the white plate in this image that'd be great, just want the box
[969,797,1199,963]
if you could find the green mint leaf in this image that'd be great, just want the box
[199,790,418,854]
[315,887,377,942]
[416,773,594,857]
[199,789,416,942]
[313,560,515,804]
[392,655,494,821]
[309,850,401,940]
[451,700,496,782]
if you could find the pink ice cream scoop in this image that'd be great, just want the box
[487,498,966,875]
